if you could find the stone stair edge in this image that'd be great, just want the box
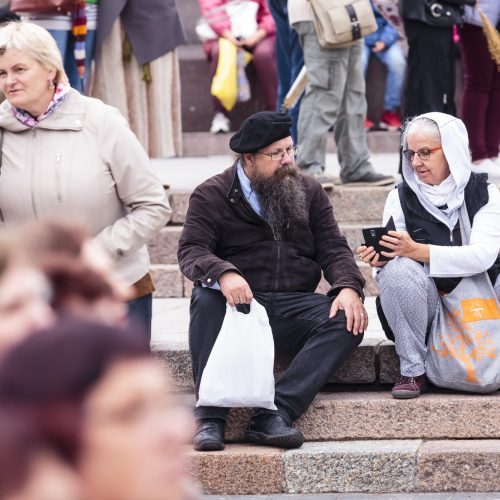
[181,130,402,156]
[190,439,500,495]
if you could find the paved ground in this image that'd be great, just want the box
[203,494,500,499]
[151,153,402,190]
[152,152,500,191]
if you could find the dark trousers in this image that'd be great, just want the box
[459,23,500,161]
[190,286,363,423]
[403,19,456,119]
[127,294,153,343]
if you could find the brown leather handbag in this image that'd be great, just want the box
[10,0,79,15]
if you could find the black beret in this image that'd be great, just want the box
[229,111,292,153]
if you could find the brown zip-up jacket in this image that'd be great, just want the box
[178,164,365,298]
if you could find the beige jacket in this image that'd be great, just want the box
[288,0,313,25]
[0,89,172,286]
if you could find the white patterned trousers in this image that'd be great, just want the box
[376,257,500,377]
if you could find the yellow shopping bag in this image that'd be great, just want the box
[211,38,252,112]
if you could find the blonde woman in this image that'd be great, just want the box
[0,21,171,338]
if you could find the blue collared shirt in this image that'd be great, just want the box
[237,161,263,217]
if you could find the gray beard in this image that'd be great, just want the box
[250,164,309,240]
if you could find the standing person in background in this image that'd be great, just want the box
[399,0,474,119]
[288,0,396,189]
[199,0,277,135]
[266,0,303,142]
[0,22,171,339]
[459,1,500,171]
[362,0,406,131]
[91,0,186,158]
[15,0,98,93]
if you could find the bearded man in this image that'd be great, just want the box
[178,111,367,452]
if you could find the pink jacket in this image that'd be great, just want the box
[198,0,276,38]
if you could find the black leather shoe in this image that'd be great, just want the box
[193,418,225,451]
[244,414,304,449]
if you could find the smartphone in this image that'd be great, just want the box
[361,217,395,262]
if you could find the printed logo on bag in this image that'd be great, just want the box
[461,298,500,323]
[431,306,497,384]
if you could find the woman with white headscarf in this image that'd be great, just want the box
[357,112,500,399]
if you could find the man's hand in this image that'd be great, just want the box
[329,288,367,335]
[219,271,253,306]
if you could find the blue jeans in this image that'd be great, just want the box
[362,43,407,111]
[267,0,304,142]
[48,29,96,93]
[127,294,153,344]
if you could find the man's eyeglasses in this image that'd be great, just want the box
[257,145,297,161]
[403,146,442,162]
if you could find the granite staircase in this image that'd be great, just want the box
[149,178,500,495]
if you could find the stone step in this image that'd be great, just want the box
[182,130,401,156]
[189,439,500,495]
[189,391,500,443]
[153,336,391,390]
[151,295,395,388]
[166,185,393,225]
[150,184,390,299]
[150,261,378,299]
[150,224,376,266]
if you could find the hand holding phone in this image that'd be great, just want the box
[361,217,395,262]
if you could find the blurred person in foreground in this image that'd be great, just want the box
[0,230,54,357]
[0,21,171,339]
[357,113,500,399]
[178,111,367,451]
[21,220,132,329]
[0,320,196,500]
[0,410,83,500]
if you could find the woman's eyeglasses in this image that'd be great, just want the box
[257,145,297,162]
[403,146,442,162]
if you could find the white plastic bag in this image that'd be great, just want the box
[197,299,276,409]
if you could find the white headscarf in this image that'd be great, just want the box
[402,112,472,231]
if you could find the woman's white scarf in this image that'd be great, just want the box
[402,112,473,231]
[416,174,458,214]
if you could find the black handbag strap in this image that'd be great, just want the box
[344,4,362,40]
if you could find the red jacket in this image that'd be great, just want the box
[198,0,276,39]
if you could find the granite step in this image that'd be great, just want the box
[153,335,394,390]
[150,260,378,299]
[148,220,379,299]
[149,224,375,265]
[165,185,393,225]
[181,130,401,156]
[184,391,500,443]
[151,297,396,388]
[190,439,500,495]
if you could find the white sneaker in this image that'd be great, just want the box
[210,113,230,134]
